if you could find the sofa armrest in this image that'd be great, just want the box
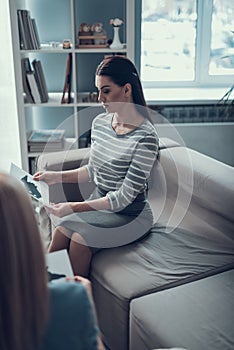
[37,147,91,172]
[36,147,94,203]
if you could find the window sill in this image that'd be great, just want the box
[144,87,234,105]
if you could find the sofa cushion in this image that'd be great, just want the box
[130,268,234,350]
[91,225,234,350]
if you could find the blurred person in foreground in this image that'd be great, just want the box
[0,173,104,350]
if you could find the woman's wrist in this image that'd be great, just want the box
[71,201,90,213]
[55,171,63,183]
[72,197,110,213]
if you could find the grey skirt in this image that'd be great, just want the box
[51,187,153,249]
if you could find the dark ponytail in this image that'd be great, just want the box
[96,56,152,123]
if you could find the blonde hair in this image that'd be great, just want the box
[0,173,48,350]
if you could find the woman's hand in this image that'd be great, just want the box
[66,275,92,298]
[33,171,61,185]
[45,202,75,217]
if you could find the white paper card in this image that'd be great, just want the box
[46,249,74,280]
[10,162,49,205]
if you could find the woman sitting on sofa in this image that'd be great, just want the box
[34,55,159,277]
[0,173,104,350]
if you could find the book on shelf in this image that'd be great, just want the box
[17,9,40,50]
[21,58,48,103]
[17,10,27,50]
[28,17,40,49]
[28,129,65,152]
[61,53,72,104]
[32,59,49,102]
[26,71,41,104]
[21,57,34,103]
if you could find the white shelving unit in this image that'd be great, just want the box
[9,0,134,172]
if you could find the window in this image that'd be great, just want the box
[141,0,234,87]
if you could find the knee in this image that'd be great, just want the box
[70,232,88,247]
[54,226,72,239]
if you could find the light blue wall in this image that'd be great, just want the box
[74,0,126,44]
[29,0,72,43]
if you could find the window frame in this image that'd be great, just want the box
[140,0,234,89]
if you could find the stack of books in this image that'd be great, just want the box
[17,9,40,50]
[21,58,49,103]
[28,129,65,153]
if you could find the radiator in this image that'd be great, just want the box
[150,104,234,123]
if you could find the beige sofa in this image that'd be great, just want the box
[37,137,234,350]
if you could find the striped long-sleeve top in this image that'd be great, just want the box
[85,113,159,212]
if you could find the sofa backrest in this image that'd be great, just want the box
[148,146,234,241]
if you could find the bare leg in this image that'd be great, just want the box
[69,232,92,277]
[48,226,71,252]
